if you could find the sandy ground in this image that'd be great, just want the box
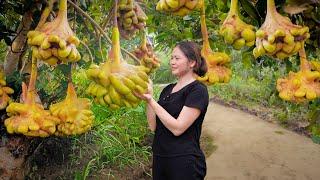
[203,103,320,180]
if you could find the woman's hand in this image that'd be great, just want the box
[134,80,153,103]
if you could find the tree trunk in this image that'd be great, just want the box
[4,11,33,75]
[1,10,34,180]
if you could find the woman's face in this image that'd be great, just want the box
[170,47,195,77]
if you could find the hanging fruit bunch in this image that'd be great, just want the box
[197,0,231,85]
[253,0,310,60]
[131,34,160,74]
[277,47,320,102]
[4,58,60,137]
[0,70,14,110]
[219,0,256,50]
[50,82,94,136]
[118,0,147,39]
[86,2,149,110]
[310,60,320,72]
[156,0,202,17]
[27,0,81,66]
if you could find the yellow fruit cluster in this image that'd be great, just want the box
[310,61,320,72]
[253,0,310,60]
[50,83,94,136]
[277,71,320,102]
[0,71,14,110]
[86,26,149,109]
[197,1,231,85]
[27,0,81,66]
[219,0,255,50]
[197,52,231,84]
[5,83,60,137]
[118,0,147,39]
[132,36,160,74]
[277,48,320,102]
[156,0,202,17]
[86,63,148,109]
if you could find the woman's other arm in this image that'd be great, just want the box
[148,99,200,136]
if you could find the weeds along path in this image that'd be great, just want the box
[203,102,320,180]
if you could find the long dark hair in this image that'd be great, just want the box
[176,41,208,77]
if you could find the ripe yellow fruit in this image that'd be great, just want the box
[199,2,232,85]
[5,82,60,137]
[0,71,14,110]
[131,35,161,74]
[50,83,94,136]
[276,48,320,102]
[27,0,81,66]
[156,0,200,17]
[86,26,149,109]
[253,0,310,60]
[219,0,256,50]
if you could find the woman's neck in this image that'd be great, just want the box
[176,72,196,87]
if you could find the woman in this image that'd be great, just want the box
[136,41,209,180]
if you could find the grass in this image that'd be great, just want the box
[68,102,153,179]
[67,77,165,179]
[208,54,320,132]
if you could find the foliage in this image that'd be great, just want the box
[151,51,176,84]
[209,50,320,128]
[67,74,165,178]
[0,0,320,177]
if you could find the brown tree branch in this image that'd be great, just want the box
[4,11,33,75]
[67,0,140,63]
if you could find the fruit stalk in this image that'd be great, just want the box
[112,0,121,69]
[200,0,209,52]
[36,0,55,30]
[65,82,77,103]
[299,45,311,72]
[267,0,276,17]
[265,0,278,28]
[27,56,38,104]
[229,0,238,16]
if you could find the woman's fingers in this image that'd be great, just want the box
[133,91,142,98]
[133,91,152,102]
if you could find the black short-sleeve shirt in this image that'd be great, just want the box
[152,80,209,157]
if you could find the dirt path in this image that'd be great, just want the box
[203,103,320,180]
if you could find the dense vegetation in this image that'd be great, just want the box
[0,0,319,178]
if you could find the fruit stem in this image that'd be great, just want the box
[66,82,77,101]
[59,0,68,12]
[55,0,68,26]
[28,56,38,102]
[200,0,211,51]
[299,46,311,72]
[35,0,55,30]
[266,0,277,19]
[111,0,121,67]
[229,0,239,15]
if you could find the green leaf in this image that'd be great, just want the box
[239,0,262,25]
[56,64,71,77]
[242,50,253,69]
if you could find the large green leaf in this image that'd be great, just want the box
[239,0,262,25]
